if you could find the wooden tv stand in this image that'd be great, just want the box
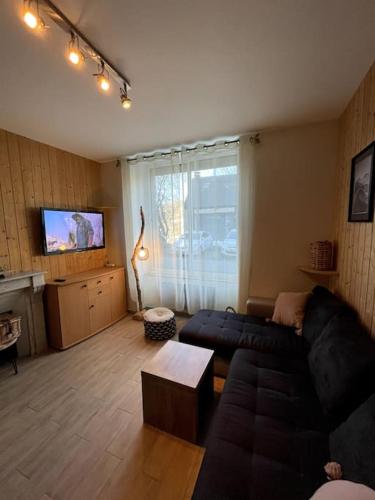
[45,266,127,349]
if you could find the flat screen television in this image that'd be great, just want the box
[41,208,105,255]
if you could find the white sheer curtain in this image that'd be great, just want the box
[123,140,247,314]
[237,135,257,312]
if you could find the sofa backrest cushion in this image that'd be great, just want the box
[302,286,354,345]
[330,394,375,490]
[308,313,375,420]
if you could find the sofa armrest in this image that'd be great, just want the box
[246,296,276,318]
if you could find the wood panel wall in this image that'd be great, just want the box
[335,62,375,336]
[0,128,108,280]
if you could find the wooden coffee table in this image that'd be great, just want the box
[141,340,214,443]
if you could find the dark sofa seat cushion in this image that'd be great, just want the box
[308,314,375,421]
[302,286,354,345]
[330,394,375,490]
[193,349,329,500]
[179,310,308,358]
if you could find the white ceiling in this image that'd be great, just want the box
[0,0,374,162]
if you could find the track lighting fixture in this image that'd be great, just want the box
[120,86,132,110]
[68,33,83,66]
[20,0,132,108]
[94,60,110,92]
[23,0,45,30]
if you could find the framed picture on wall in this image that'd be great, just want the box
[348,141,375,222]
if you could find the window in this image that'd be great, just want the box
[126,141,239,313]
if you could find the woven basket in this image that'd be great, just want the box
[0,313,21,348]
[310,241,333,271]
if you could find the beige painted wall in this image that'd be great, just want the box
[104,121,339,307]
[249,120,339,298]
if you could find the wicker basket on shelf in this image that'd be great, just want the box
[310,241,334,271]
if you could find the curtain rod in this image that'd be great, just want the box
[127,138,240,162]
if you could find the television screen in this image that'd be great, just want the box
[41,208,105,255]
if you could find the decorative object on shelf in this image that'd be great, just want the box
[20,0,132,109]
[131,206,150,321]
[348,141,375,222]
[143,308,176,340]
[310,240,334,271]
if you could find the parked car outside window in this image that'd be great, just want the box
[173,231,214,255]
[221,229,237,256]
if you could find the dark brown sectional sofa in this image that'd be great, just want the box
[179,286,375,500]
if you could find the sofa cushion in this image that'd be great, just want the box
[179,310,308,359]
[193,349,329,500]
[330,394,375,490]
[272,291,311,330]
[308,314,375,420]
[302,286,354,345]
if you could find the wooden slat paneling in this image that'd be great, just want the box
[0,128,108,280]
[335,62,375,336]
[0,129,21,272]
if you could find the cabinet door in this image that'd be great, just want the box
[109,271,127,322]
[58,282,90,347]
[89,286,112,334]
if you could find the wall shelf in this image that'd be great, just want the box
[91,205,118,210]
[298,266,339,277]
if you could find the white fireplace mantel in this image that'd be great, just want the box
[0,271,47,356]
[0,271,45,294]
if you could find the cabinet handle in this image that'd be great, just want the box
[110,276,114,280]
[97,280,102,284]
[81,284,87,288]
[98,291,102,295]
[89,305,94,309]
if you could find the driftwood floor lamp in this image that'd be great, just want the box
[131,206,149,320]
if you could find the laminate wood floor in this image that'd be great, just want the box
[0,315,206,500]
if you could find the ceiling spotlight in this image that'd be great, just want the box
[120,86,132,110]
[68,33,83,66]
[23,10,37,29]
[23,0,45,30]
[94,60,110,92]
[99,76,110,92]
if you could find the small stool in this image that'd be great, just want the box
[144,307,176,340]
[0,312,21,375]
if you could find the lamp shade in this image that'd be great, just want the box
[137,246,149,261]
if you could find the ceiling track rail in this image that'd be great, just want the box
[39,0,131,89]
